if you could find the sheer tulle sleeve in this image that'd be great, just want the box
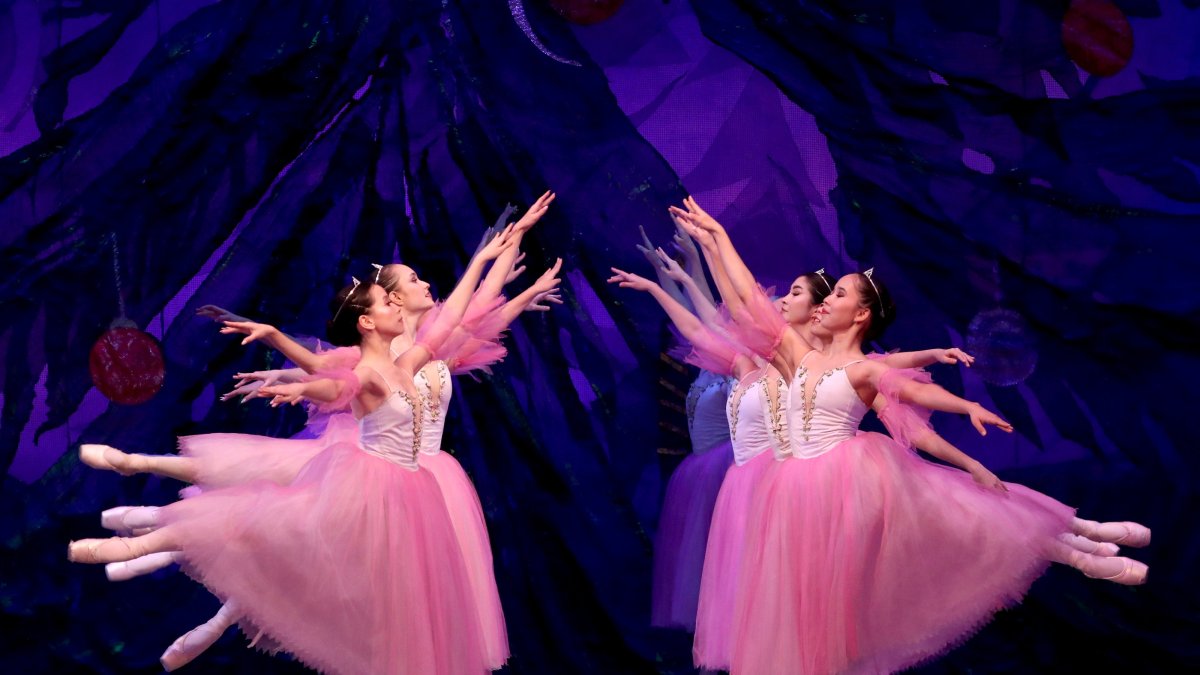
[667,323,745,377]
[300,345,360,410]
[316,345,362,371]
[416,291,508,371]
[726,284,787,359]
[875,367,936,448]
[447,338,507,376]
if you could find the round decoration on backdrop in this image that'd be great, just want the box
[89,318,165,405]
[1062,0,1133,77]
[966,307,1038,386]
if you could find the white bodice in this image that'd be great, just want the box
[687,370,735,454]
[414,360,452,456]
[726,367,789,465]
[357,388,422,471]
[786,361,869,459]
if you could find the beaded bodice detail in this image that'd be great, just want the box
[414,360,452,456]
[726,366,790,465]
[786,359,869,459]
[357,367,423,470]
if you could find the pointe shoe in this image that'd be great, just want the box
[79,444,143,476]
[1084,557,1148,586]
[67,537,136,564]
[101,506,160,533]
[1059,533,1119,557]
[1109,522,1152,548]
[105,551,179,582]
[160,614,233,671]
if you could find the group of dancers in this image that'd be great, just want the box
[616,198,1150,674]
[66,191,1150,674]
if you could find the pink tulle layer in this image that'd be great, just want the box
[420,451,509,669]
[160,442,487,675]
[179,414,358,490]
[651,440,735,629]
[731,432,1075,675]
[693,450,774,669]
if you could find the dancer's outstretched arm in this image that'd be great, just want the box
[609,268,755,379]
[219,321,328,373]
[876,348,974,369]
[477,190,555,300]
[636,225,691,310]
[855,361,1012,436]
[653,248,721,326]
[871,395,1006,491]
[672,202,812,377]
[493,258,564,327]
[670,216,718,306]
[401,226,516,373]
[669,197,757,305]
[258,376,347,407]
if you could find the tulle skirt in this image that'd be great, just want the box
[731,432,1075,675]
[420,451,508,669]
[693,450,774,669]
[178,413,357,490]
[651,440,735,629]
[159,442,487,675]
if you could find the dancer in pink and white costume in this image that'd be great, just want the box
[68,229,520,674]
[673,197,1150,675]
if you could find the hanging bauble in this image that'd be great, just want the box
[547,0,625,25]
[1062,0,1133,77]
[965,308,1037,387]
[89,318,165,405]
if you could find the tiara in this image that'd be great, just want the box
[331,276,362,323]
[863,268,885,317]
[371,263,384,284]
[813,268,832,292]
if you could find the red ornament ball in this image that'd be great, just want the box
[547,0,625,26]
[89,321,165,405]
[1062,0,1133,77]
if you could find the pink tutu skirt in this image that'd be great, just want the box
[159,441,487,675]
[731,432,1075,675]
[178,414,357,490]
[693,450,774,669]
[651,440,735,629]
[420,451,508,669]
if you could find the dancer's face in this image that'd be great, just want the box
[779,276,819,325]
[814,275,870,335]
[384,264,434,313]
[360,284,405,339]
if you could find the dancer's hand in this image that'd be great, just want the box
[635,225,661,266]
[668,209,718,251]
[969,463,1009,492]
[258,383,306,407]
[223,379,265,402]
[967,403,1013,436]
[608,268,656,292]
[505,251,528,284]
[654,247,690,284]
[477,224,517,262]
[223,370,286,402]
[220,320,278,346]
[512,190,555,235]
[525,290,563,312]
[529,258,564,297]
[196,305,249,324]
[671,219,702,270]
[681,196,725,235]
[937,348,975,367]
